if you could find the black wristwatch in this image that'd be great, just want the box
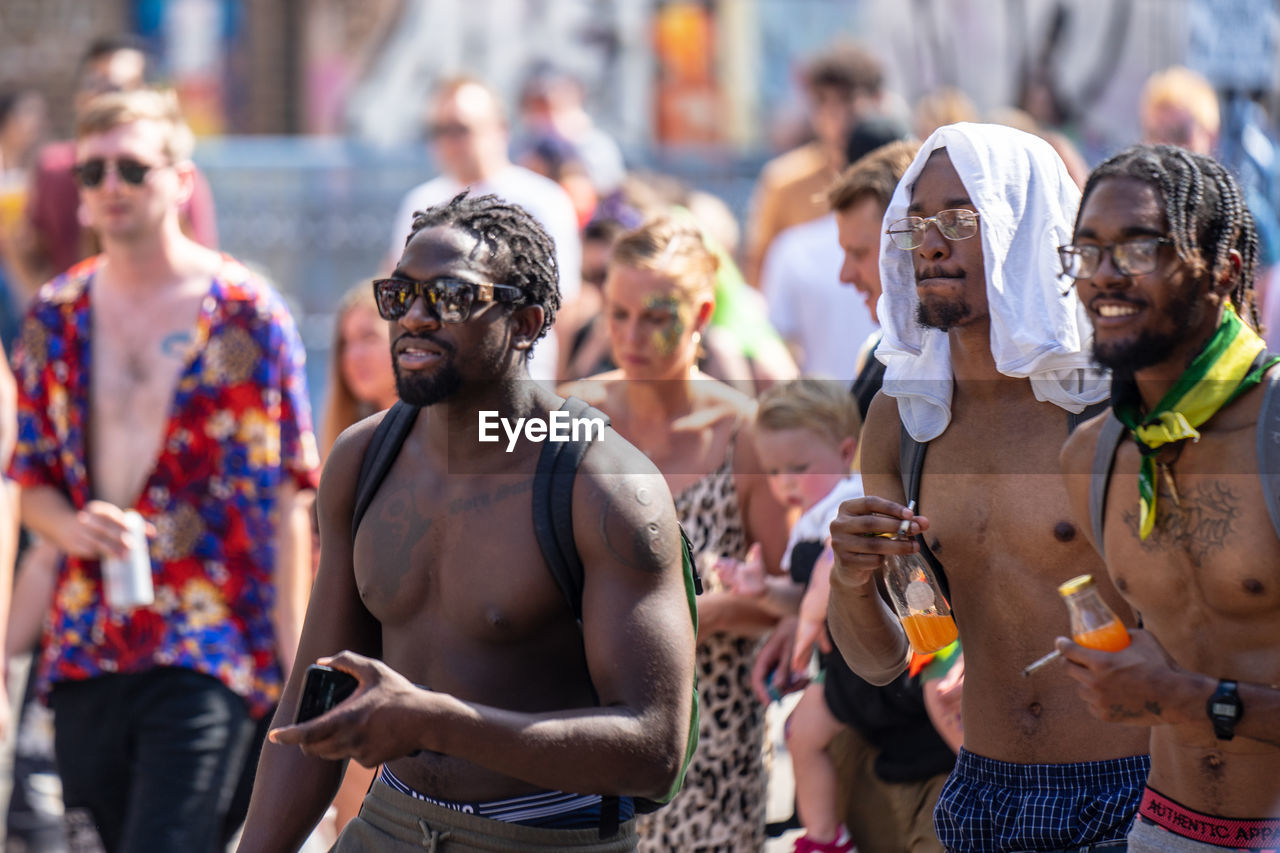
[1206,679,1243,741]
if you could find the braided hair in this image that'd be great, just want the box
[405,191,561,344]
[1075,144,1260,329]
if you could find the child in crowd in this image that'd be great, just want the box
[717,379,861,853]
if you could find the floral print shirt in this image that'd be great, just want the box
[10,255,320,717]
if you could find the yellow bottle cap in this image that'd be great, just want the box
[1057,574,1095,597]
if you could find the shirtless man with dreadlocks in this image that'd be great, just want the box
[1060,144,1280,851]
[237,192,695,852]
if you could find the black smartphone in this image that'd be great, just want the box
[295,663,359,724]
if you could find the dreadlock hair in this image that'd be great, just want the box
[1076,143,1261,329]
[405,191,560,346]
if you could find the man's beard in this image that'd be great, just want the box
[916,296,972,332]
[395,358,463,406]
[1091,280,1204,372]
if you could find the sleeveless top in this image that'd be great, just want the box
[636,431,770,852]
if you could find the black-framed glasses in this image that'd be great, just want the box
[886,209,980,250]
[1057,238,1174,279]
[71,157,155,188]
[372,276,526,324]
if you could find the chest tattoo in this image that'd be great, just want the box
[1123,480,1239,566]
[448,477,533,516]
[160,330,194,360]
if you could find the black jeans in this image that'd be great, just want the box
[50,667,255,853]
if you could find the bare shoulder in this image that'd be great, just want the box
[557,370,624,410]
[689,376,756,437]
[695,375,756,415]
[573,431,682,576]
[1060,407,1111,477]
[860,391,904,484]
[317,409,397,520]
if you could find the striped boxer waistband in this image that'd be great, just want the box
[379,766,632,829]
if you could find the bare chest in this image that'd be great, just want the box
[1104,436,1280,637]
[917,409,1095,589]
[352,468,569,644]
[89,293,203,426]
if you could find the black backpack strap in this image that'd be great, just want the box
[1257,367,1280,541]
[1088,413,1127,558]
[531,397,612,620]
[352,401,420,535]
[528,397,628,836]
[897,425,951,602]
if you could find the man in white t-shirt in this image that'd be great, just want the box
[390,77,581,381]
[761,213,877,383]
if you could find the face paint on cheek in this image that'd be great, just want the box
[644,294,686,357]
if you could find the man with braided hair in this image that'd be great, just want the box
[1060,144,1280,849]
[238,192,694,852]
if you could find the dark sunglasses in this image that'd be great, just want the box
[71,157,155,188]
[372,276,525,324]
[428,122,473,141]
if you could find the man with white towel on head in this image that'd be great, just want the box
[827,123,1151,852]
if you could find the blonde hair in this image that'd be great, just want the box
[913,87,978,140]
[76,87,195,162]
[321,283,386,457]
[609,215,719,302]
[1140,66,1220,138]
[756,379,861,447]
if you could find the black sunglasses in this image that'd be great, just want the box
[372,276,525,324]
[71,157,155,188]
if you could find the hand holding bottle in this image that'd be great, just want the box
[828,495,928,593]
[882,502,958,654]
[1023,574,1130,676]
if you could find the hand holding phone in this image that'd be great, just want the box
[295,663,359,724]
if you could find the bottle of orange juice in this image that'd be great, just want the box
[1057,574,1130,652]
[884,545,958,655]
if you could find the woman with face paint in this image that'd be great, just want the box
[560,216,792,853]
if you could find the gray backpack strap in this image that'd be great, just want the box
[899,423,926,504]
[897,424,951,601]
[1256,369,1280,541]
[1089,413,1127,557]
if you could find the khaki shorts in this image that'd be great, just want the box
[831,726,949,853]
[332,778,638,852]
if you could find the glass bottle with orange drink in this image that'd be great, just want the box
[883,527,958,655]
[1058,574,1130,652]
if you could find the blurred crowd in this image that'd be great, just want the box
[0,25,1276,853]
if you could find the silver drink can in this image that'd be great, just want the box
[102,510,154,610]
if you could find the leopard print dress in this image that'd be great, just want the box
[636,437,770,852]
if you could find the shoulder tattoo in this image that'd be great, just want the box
[597,478,668,575]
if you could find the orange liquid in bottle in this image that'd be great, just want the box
[1073,619,1131,652]
[899,613,959,654]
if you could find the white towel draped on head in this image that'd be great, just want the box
[874,122,1108,442]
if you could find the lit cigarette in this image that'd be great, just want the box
[898,500,917,538]
[1021,649,1062,677]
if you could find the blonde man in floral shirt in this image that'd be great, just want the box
[8,88,318,851]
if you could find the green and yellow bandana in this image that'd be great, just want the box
[1113,303,1279,539]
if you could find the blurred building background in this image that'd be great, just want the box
[2,0,1278,408]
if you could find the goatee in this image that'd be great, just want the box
[395,361,463,406]
[917,298,972,332]
[1090,280,1204,371]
